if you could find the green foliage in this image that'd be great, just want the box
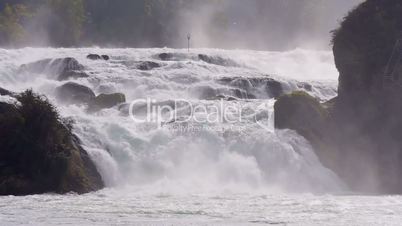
[0,3,31,46]
[332,0,402,73]
[0,90,69,193]
[0,90,103,195]
[0,0,230,47]
[47,0,85,45]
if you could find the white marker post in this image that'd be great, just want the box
[187,33,191,52]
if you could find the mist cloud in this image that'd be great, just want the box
[174,0,364,50]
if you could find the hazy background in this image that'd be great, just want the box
[178,0,364,50]
[0,0,364,50]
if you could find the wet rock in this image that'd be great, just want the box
[20,57,87,81]
[87,54,102,60]
[19,58,53,74]
[55,82,95,105]
[274,91,328,137]
[0,87,12,96]
[198,54,239,67]
[87,54,110,61]
[89,93,126,112]
[137,61,162,71]
[231,88,256,99]
[158,53,174,61]
[297,82,313,92]
[275,0,402,194]
[193,86,217,100]
[0,90,104,195]
[156,53,190,61]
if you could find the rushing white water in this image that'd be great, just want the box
[2,48,398,225]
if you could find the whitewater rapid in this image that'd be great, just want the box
[4,48,397,225]
[0,47,341,192]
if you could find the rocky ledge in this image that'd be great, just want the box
[275,0,402,193]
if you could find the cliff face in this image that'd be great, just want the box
[276,0,402,193]
[332,0,402,193]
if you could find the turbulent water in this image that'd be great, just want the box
[0,48,401,225]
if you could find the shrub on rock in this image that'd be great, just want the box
[0,90,104,195]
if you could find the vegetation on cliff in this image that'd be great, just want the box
[332,0,402,99]
[0,90,103,195]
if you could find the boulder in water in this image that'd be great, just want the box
[158,53,174,61]
[0,90,104,195]
[198,54,239,67]
[89,93,126,112]
[20,57,88,81]
[137,61,162,71]
[87,54,110,61]
[87,54,102,60]
[297,82,313,92]
[56,82,96,105]
[274,91,328,140]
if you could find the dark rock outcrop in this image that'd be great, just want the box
[55,83,126,112]
[88,93,126,112]
[274,91,338,171]
[198,54,239,67]
[0,90,104,195]
[56,82,96,105]
[87,54,110,61]
[275,0,402,193]
[330,0,402,193]
[156,52,191,61]
[137,61,162,71]
[0,87,12,96]
[158,53,174,61]
[275,91,328,137]
[20,57,88,81]
[87,54,102,60]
